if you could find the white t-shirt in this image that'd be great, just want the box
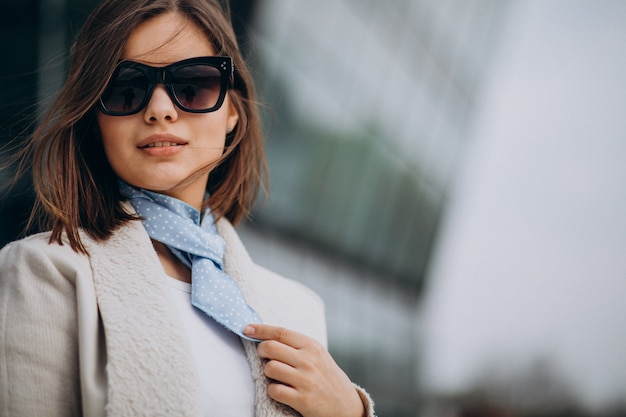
[166,277,255,417]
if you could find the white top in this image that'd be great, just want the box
[166,277,255,417]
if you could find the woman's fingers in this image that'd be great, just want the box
[244,324,365,417]
[244,324,306,348]
[263,358,297,385]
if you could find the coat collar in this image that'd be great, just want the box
[84,212,299,416]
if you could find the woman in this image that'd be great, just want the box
[0,1,374,416]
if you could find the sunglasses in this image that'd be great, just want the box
[98,56,233,116]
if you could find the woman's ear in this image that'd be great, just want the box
[226,97,239,134]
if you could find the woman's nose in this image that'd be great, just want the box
[144,84,179,123]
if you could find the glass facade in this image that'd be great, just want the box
[249,0,509,292]
[244,1,510,415]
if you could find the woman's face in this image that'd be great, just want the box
[97,12,239,210]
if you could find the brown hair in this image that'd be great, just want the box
[23,0,267,253]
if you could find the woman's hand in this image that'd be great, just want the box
[244,324,365,417]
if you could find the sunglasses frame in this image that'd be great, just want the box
[98,56,233,116]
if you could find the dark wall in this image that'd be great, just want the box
[0,0,43,248]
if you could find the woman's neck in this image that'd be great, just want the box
[152,240,192,283]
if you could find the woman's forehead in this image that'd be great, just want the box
[122,12,215,65]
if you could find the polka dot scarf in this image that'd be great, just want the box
[119,181,263,341]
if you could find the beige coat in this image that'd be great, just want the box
[0,216,374,417]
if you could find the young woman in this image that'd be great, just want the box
[0,1,374,416]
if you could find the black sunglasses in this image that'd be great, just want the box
[98,56,233,116]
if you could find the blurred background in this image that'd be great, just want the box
[1,1,625,416]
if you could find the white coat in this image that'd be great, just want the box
[0,214,374,417]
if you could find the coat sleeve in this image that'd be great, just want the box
[0,237,86,417]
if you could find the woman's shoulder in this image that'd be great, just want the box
[248,263,328,346]
[252,263,324,308]
[2,231,74,256]
[216,217,324,307]
[0,232,91,279]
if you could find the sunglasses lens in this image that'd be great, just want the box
[101,66,148,114]
[171,64,223,111]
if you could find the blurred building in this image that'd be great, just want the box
[243,1,510,415]
[0,1,510,416]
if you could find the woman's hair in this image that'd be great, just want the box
[23,0,267,253]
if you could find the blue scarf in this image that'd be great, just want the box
[119,181,262,341]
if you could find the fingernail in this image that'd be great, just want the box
[244,325,255,335]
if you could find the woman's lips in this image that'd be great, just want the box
[137,134,188,148]
[141,141,184,148]
[138,134,188,156]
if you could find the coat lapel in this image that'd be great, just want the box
[85,219,198,416]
